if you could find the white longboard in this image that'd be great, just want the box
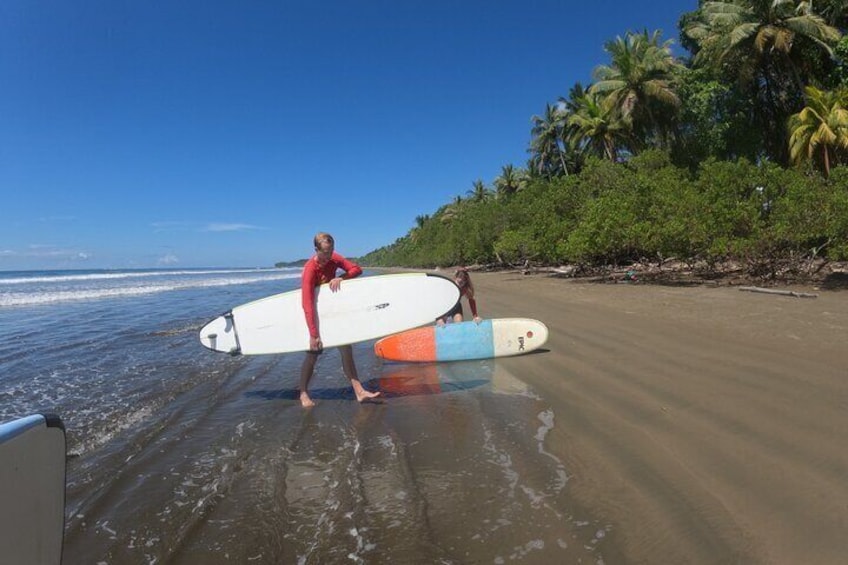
[0,413,66,565]
[199,273,460,355]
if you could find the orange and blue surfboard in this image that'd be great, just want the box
[374,318,548,362]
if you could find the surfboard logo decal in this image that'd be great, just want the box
[369,303,390,311]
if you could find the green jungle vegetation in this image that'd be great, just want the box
[274,259,308,268]
[360,1,848,282]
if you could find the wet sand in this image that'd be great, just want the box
[52,269,848,563]
[470,270,848,563]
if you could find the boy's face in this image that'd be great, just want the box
[316,241,334,266]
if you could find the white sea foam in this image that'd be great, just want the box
[0,268,295,285]
[67,404,155,458]
[536,409,569,490]
[0,272,300,307]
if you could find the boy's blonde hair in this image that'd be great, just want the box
[313,232,335,250]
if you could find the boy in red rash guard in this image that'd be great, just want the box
[299,232,380,408]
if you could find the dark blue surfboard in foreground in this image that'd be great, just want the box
[0,413,66,565]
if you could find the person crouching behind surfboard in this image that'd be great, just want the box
[437,267,482,326]
[300,232,381,408]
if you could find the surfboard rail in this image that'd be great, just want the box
[0,413,67,565]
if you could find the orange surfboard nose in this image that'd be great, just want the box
[374,326,436,362]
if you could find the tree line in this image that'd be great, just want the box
[360,1,848,279]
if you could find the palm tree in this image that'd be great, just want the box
[439,197,464,223]
[788,85,848,176]
[590,29,683,150]
[466,179,492,202]
[684,0,841,161]
[686,0,840,85]
[802,0,848,29]
[493,164,526,198]
[530,103,569,177]
[410,214,430,243]
[567,91,630,161]
[560,82,590,115]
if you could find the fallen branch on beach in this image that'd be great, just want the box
[738,286,818,298]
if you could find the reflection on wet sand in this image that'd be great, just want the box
[376,358,536,398]
[376,360,489,397]
[245,356,538,403]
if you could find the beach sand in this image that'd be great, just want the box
[466,270,848,563]
[49,269,848,563]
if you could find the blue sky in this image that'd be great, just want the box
[1,0,693,270]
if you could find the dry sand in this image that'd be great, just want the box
[468,271,848,564]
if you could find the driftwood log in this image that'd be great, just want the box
[738,286,818,299]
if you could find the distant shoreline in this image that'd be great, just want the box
[366,259,848,291]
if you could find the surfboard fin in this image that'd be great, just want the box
[223,311,243,355]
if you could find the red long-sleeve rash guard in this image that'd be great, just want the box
[301,252,363,339]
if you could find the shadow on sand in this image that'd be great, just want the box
[821,271,848,290]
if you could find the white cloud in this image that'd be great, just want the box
[0,245,91,260]
[158,253,179,265]
[152,221,267,233]
[202,223,265,232]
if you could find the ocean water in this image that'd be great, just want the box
[0,268,609,564]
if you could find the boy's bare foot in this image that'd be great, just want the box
[300,391,316,408]
[355,389,381,403]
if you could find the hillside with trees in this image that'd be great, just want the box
[360,1,848,284]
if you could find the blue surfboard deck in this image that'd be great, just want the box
[435,319,496,360]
